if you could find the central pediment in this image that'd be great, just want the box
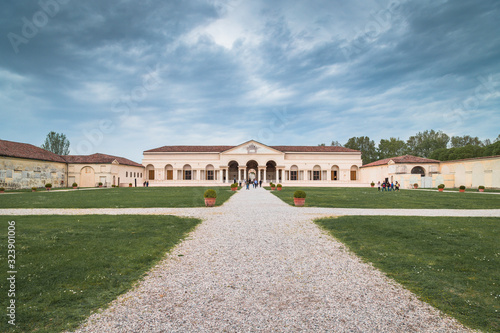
[221,140,284,155]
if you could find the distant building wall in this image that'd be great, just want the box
[68,163,145,187]
[0,156,67,189]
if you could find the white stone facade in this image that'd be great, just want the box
[142,140,365,187]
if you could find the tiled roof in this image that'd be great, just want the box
[361,155,440,168]
[145,146,235,153]
[63,153,143,167]
[270,146,359,153]
[145,145,360,153]
[0,139,67,163]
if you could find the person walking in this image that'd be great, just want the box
[377,181,381,191]
[259,180,262,187]
[246,180,250,190]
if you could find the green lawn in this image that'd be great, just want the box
[0,187,236,209]
[316,216,500,332]
[269,187,500,209]
[0,215,201,333]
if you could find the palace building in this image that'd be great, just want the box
[142,140,364,186]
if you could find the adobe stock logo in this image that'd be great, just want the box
[7,0,70,54]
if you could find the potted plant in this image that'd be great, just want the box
[437,184,445,192]
[230,183,238,191]
[129,183,132,187]
[0,187,5,193]
[277,184,282,191]
[204,189,217,207]
[413,183,418,189]
[459,185,466,193]
[45,183,52,191]
[370,181,375,188]
[293,190,306,206]
[270,182,275,190]
[478,185,485,192]
[32,187,37,192]
[98,182,103,188]
[72,182,78,189]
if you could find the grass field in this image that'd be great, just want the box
[0,215,201,333]
[316,216,500,332]
[269,187,500,209]
[0,187,236,209]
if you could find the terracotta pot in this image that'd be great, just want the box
[46,188,50,191]
[438,188,444,192]
[459,189,465,193]
[294,198,305,207]
[277,187,282,191]
[231,187,237,191]
[271,187,276,190]
[0,191,4,194]
[32,190,36,192]
[414,185,418,189]
[99,185,102,188]
[479,189,484,192]
[371,185,374,187]
[129,184,132,187]
[73,187,77,189]
[205,198,216,207]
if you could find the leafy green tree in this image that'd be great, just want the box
[450,135,483,148]
[344,136,377,164]
[377,138,407,159]
[41,131,70,155]
[406,130,449,157]
[318,143,326,146]
[331,140,343,147]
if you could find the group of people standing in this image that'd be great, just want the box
[377,180,400,191]
[235,178,263,190]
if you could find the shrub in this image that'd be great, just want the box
[459,185,466,190]
[32,187,37,191]
[0,187,5,192]
[129,183,132,186]
[45,183,52,188]
[204,189,217,198]
[413,183,418,188]
[230,183,238,188]
[98,182,103,186]
[370,182,375,186]
[72,182,78,187]
[478,185,485,190]
[277,184,282,188]
[270,182,275,187]
[293,190,306,198]
[438,184,445,189]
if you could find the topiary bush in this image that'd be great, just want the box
[459,185,466,190]
[438,184,445,189]
[270,182,275,187]
[277,184,282,188]
[45,183,52,188]
[204,189,217,198]
[231,183,238,188]
[293,190,306,198]
[478,185,485,190]
[72,182,78,187]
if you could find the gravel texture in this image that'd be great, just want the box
[64,187,476,332]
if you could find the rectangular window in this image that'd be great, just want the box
[313,171,321,181]
[290,171,297,181]
[206,170,214,180]
[184,170,192,180]
[126,172,128,177]
[332,170,338,180]
[166,170,173,180]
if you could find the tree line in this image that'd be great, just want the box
[319,130,500,165]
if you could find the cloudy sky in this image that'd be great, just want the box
[1,0,499,162]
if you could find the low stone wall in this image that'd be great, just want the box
[0,157,66,189]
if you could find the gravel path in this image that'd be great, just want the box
[68,187,475,332]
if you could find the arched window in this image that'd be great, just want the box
[146,165,155,180]
[331,165,339,181]
[350,165,359,181]
[206,164,215,180]
[165,164,173,180]
[290,165,298,181]
[313,165,321,181]
[183,164,192,180]
[411,166,425,176]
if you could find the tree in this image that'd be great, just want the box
[318,143,326,146]
[330,140,343,147]
[41,131,70,155]
[377,137,407,160]
[344,136,377,164]
[406,130,449,158]
[450,135,482,148]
